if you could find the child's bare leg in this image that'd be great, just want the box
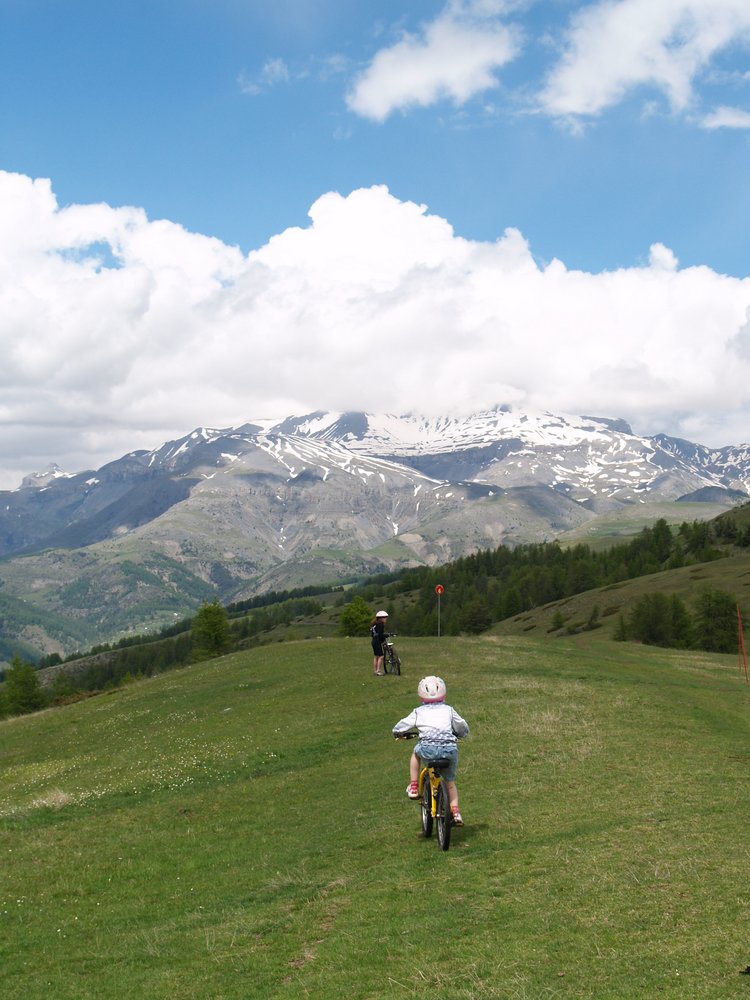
[410,752,420,783]
[446,779,459,811]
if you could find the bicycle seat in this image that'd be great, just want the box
[427,758,452,771]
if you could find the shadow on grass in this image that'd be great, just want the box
[402,821,489,849]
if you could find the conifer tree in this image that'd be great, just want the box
[4,657,47,715]
[191,600,231,661]
[693,588,737,653]
[338,596,373,636]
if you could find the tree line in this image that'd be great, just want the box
[614,587,740,653]
[3,511,748,719]
[0,594,324,719]
[342,515,747,651]
[347,517,730,638]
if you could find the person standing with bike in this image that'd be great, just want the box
[370,610,390,675]
[392,675,469,825]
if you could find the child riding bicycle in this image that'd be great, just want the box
[392,675,469,826]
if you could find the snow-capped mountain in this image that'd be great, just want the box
[249,406,750,503]
[4,405,750,558]
[278,406,636,455]
[0,406,747,659]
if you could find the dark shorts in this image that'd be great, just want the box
[372,638,384,656]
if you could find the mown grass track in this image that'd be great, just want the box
[2,635,750,999]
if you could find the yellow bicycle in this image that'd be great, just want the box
[395,734,453,850]
[419,756,453,851]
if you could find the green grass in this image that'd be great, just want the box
[491,550,750,640]
[3,636,750,998]
[557,501,735,550]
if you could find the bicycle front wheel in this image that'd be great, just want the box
[391,652,401,676]
[436,780,452,851]
[421,777,433,838]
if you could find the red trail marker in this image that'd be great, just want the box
[435,584,444,637]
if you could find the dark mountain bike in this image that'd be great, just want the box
[382,635,401,675]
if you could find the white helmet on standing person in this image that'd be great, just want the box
[375,610,389,618]
[418,675,446,703]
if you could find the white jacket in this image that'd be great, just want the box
[392,702,469,746]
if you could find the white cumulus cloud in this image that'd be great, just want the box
[538,0,750,119]
[2,171,750,489]
[346,1,521,121]
[702,104,750,128]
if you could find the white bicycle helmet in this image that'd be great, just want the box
[375,610,389,618]
[418,675,446,703]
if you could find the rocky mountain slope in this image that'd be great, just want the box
[1,406,747,660]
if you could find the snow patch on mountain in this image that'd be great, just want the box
[284,407,640,456]
[17,406,750,508]
[20,464,75,489]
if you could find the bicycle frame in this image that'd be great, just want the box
[419,758,453,850]
[419,765,442,818]
[382,636,401,675]
[394,733,453,849]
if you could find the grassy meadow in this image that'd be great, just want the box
[491,549,750,641]
[3,634,750,999]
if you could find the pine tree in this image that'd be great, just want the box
[191,601,231,661]
[629,593,674,646]
[338,596,373,637]
[613,614,629,642]
[693,588,737,653]
[4,657,48,715]
[669,594,693,648]
[458,598,492,634]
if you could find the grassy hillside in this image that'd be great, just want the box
[491,550,750,641]
[3,636,750,998]
[556,500,736,550]
[0,494,737,662]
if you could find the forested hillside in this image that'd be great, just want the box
[370,513,747,637]
[3,507,749,719]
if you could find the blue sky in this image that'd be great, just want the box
[4,0,749,272]
[2,0,750,488]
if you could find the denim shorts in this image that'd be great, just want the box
[415,742,458,780]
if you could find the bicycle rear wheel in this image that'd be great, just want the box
[420,776,433,838]
[436,780,452,851]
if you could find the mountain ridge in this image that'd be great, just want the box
[1,405,748,660]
